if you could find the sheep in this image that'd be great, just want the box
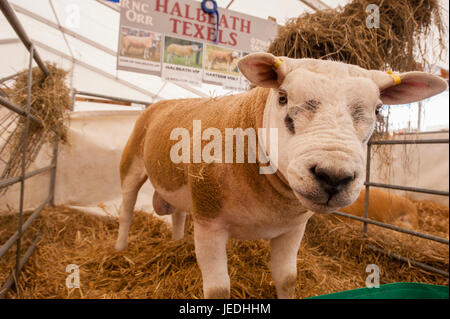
[207,50,239,72]
[115,52,447,298]
[339,188,419,229]
[121,35,154,59]
[166,44,201,66]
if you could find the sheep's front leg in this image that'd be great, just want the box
[194,221,230,298]
[270,221,309,298]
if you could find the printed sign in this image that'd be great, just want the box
[117,0,278,89]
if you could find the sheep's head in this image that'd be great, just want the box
[238,52,448,213]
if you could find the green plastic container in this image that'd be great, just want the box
[307,283,449,299]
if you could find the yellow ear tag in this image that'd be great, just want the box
[386,70,402,85]
[272,58,284,70]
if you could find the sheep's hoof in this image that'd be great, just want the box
[172,233,184,241]
[114,240,128,251]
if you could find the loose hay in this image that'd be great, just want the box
[0,63,70,192]
[268,0,446,72]
[0,200,447,299]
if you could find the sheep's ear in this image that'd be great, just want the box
[238,52,290,88]
[370,70,448,105]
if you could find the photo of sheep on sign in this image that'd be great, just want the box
[164,36,203,69]
[205,45,240,75]
[119,27,161,62]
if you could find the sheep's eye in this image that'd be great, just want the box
[278,92,288,105]
[375,103,383,115]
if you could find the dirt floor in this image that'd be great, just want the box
[0,200,448,299]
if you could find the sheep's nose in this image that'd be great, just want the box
[310,166,355,196]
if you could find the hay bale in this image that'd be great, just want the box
[268,0,446,72]
[0,202,447,299]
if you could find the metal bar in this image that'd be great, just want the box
[0,164,55,190]
[332,211,449,244]
[298,0,331,11]
[75,90,152,106]
[70,90,76,111]
[0,195,50,260]
[417,101,423,132]
[226,0,235,9]
[15,44,33,278]
[366,244,449,277]
[0,96,42,126]
[363,143,371,237]
[0,0,49,76]
[0,235,41,299]
[298,0,320,11]
[48,0,75,59]
[0,71,21,84]
[0,38,20,45]
[49,133,59,206]
[365,182,449,196]
[396,130,449,135]
[369,139,449,145]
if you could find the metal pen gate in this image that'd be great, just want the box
[332,133,450,277]
[0,0,58,298]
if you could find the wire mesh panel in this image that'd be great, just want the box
[0,0,59,298]
[332,137,449,277]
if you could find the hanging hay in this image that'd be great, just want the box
[268,0,446,72]
[0,62,70,191]
[0,201,447,299]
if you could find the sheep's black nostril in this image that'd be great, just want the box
[311,166,355,189]
[324,185,339,197]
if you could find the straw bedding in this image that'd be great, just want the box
[0,200,447,299]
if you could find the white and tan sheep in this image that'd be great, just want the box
[115,52,447,298]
